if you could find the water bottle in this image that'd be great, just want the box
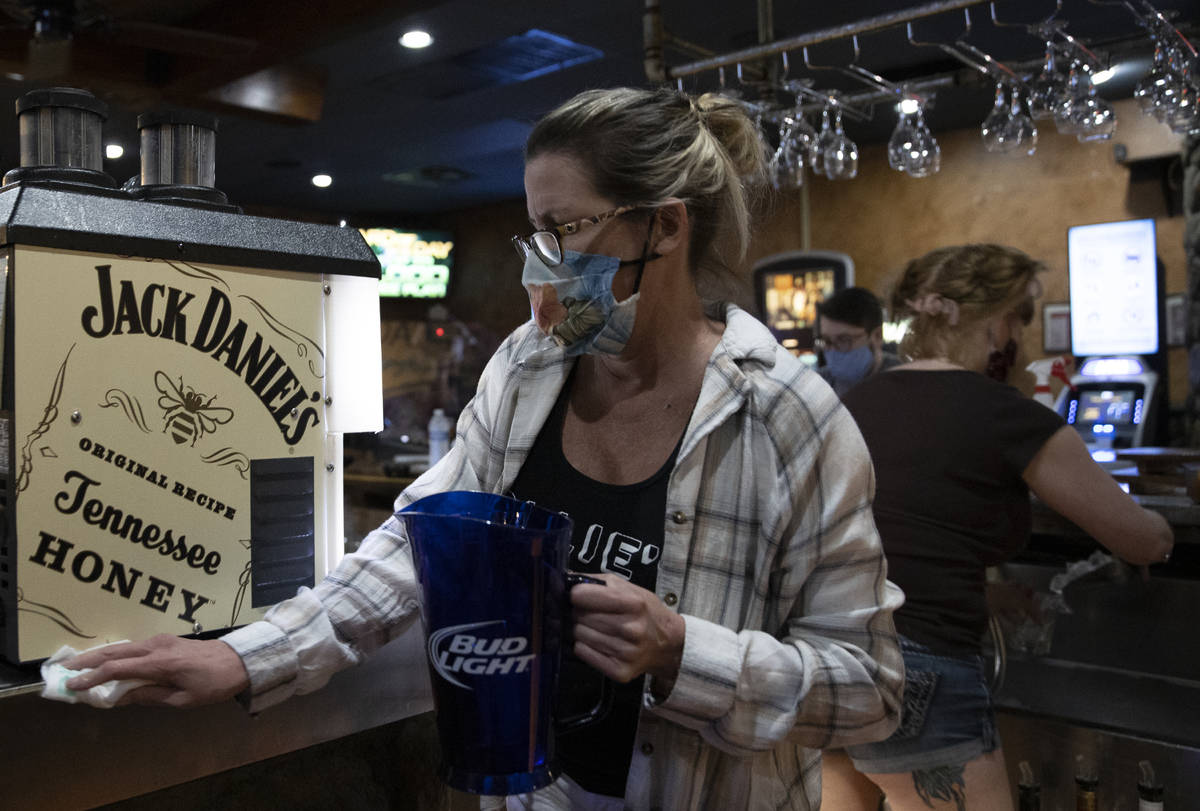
[428,408,452,467]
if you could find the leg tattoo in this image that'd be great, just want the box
[912,764,967,810]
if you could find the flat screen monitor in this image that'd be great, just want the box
[753,251,854,360]
[359,228,454,299]
[1067,218,1158,356]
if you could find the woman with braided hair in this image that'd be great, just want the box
[822,244,1173,810]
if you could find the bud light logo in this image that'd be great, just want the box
[428,620,537,690]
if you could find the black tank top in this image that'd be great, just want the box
[510,370,679,798]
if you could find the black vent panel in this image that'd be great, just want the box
[249,457,315,608]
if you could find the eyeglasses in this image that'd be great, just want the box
[511,205,638,266]
[814,331,868,352]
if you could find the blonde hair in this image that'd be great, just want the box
[525,87,766,301]
[889,244,1045,363]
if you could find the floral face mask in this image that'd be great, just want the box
[520,222,657,357]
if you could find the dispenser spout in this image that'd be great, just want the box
[1138,759,1165,807]
[1018,760,1035,786]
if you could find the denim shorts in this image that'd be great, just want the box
[845,636,998,774]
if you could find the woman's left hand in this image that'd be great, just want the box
[569,573,685,693]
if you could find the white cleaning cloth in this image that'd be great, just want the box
[40,642,153,708]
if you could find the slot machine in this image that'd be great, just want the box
[1056,218,1162,463]
[752,250,854,363]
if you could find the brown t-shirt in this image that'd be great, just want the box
[842,369,1065,656]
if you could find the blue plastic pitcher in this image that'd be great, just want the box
[397,490,607,796]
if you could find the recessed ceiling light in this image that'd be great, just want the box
[312,174,333,188]
[105,144,124,159]
[400,30,433,49]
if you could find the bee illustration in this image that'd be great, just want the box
[154,371,235,446]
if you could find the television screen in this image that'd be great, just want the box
[359,228,454,299]
[1077,389,1136,425]
[752,251,854,359]
[761,268,837,331]
[1067,218,1158,357]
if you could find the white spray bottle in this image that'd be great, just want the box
[1025,355,1073,410]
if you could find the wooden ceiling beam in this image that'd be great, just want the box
[0,0,442,122]
[202,62,329,124]
[154,0,443,98]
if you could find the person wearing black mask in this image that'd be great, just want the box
[821,244,1174,810]
[815,286,901,397]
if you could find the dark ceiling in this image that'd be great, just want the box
[0,0,1195,220]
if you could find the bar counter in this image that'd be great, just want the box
[1032,490,1200,542]
[0,627,439,809]
[3,482,1196,807]
[998,491,1200,803]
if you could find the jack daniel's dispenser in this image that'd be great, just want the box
[0,87,382,664]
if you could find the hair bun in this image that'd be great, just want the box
[695,92,767,180]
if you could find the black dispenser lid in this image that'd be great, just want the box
[15,86,109,118]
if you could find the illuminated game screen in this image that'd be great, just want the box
[760,268,837,357]
[359,228,454,298]
[1077,389,1136,425]
[1068,218,1158,356]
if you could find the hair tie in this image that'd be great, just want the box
[905,293,961,326]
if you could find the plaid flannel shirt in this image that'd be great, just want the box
[223,304,903,810]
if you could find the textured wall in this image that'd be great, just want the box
[756,124,1187,405]
[378,119,1189,429]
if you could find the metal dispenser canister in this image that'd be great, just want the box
[6,86,115,188]
[0,87,382,664]
[130,108,229,208]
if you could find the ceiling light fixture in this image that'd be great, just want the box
[105,144,124,159]
[1091,66,1117,84]
[400,30,433,49]
[898,98,921,115]
[312,174,333,188]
